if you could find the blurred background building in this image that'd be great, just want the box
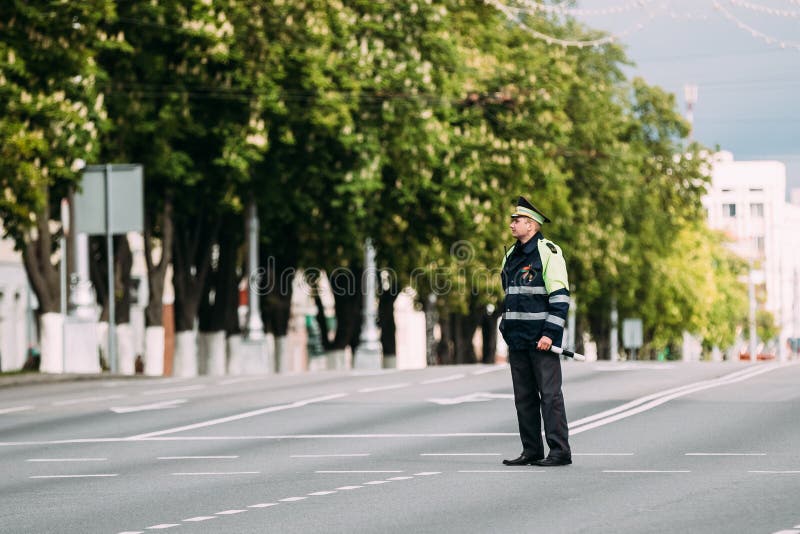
[703,151,800,360]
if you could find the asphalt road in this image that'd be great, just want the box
[1,360,799,534]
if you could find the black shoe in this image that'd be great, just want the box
[502,453,544,466]
[534,456,572,467]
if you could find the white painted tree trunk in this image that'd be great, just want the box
[226,334,243,375]
[39,312,64,374]
[173,330,198,377]
[199,331,226,376]
[144,326,165,376]
[325,348,351,370]
[116,323,136,375]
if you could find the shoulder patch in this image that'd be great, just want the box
[546,242,558,254]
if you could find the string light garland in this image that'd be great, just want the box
[713,0,800,50]
[727,0,800,18]
[484,0,662,47]
[514,0,656,17]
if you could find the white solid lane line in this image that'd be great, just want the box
[215,510,247,515]
[364,480,389,485]
[291,453,369,458]
[28,473,119,478]
[183,516,217,522]
[0,405,34,415]
[570,364,791,435]
[387,476,414,480]
[158,456,238,460]
[686,453,766,456]
[127,393,347,439]
[279,497,307,502]
[420,374,466,385]
[145,524,180,529]
[308,491,337,496]
[413,472,442,476]
[420,453,500,456]
[248,503,278,508]
[335,486,363,490]
[27,458,107,462]
[358,383,411,393]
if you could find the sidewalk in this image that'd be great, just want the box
[0,371,148,389]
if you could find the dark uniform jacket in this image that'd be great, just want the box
[499,232,570,349]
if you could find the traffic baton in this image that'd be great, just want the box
[549,346,586,361]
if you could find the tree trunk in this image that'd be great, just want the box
[378,278,399,357]
[89,234,132,324]
[144,196,173,328]
[330,267,363,352]
[21,194,60,315]
[171,214,219,376]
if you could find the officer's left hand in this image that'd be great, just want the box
[537,336,553,351]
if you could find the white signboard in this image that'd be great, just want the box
[622,318,643,349]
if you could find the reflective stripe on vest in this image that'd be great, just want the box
[545,315,566,327]
[503,311,549,321]
[548,294,570,304]
[507,286,547,295]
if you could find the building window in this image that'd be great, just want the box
[750,203,764,217]
[722,203,736,217]
[754,235,765,252]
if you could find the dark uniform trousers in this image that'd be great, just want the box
[508,347,571,459]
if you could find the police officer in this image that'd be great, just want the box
[500,196,572,467]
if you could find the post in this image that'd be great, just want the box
[60,199,69,373]
[609,298,618,362]
[105,164,117,373]
[354,238,382,369]
[245,201,264,340]
[71,233,96,319]
[748,264,758,363]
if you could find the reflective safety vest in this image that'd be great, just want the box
[499,232,570,350]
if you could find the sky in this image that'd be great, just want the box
[562,0,800,198]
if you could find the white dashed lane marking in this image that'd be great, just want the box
[357,383,411,393]
[420,374,466,385]
[27,458,107,462]
[171,471,260,476]
[686,453,765,456]
[119,470,441,532]
[158,456,238,460]
[420,453,500,456]
[30,474,118,479]
[315,470,403,473]
[291,453,369,458]
[603,470,691,474]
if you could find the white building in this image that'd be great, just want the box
[703,151,800,360]
[0,227,34,371]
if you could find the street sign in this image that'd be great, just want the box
[73,164,143,235]
[622,318,643,349]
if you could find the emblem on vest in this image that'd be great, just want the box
[521,264,536,282]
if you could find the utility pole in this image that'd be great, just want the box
[354,238,382,369]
